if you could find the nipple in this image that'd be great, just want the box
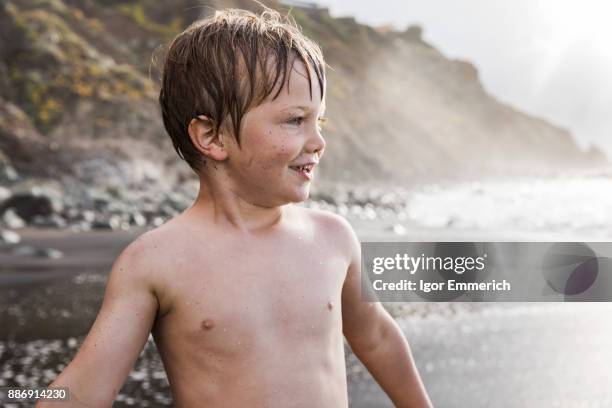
[326,301,334,311]
[201,318,215,330]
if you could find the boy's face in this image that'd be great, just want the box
[222,59,326,207]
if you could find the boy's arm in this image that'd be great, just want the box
[339,220,433,408]
[37,235,160,407]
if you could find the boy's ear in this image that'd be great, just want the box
[188,115,229,162]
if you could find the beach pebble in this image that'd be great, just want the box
[152,371,167,380]
[43,369,56,381]
[129,370,147,381]
[0,229,21,244]
[92,214,121,230]
[2,208,25,229]
[0,186,10,202]
[31,213,67,228]
[130,212,147,227]
[11,245,63,259]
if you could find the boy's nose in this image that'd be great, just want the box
[307,128,326,156]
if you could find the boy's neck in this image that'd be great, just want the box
[187,173,285,232]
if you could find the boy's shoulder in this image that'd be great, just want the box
[111,220,190,304]
[115,219,187,279]
[291,205,359,257]
[295,205,352,231]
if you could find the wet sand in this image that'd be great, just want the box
[2,227,612,407]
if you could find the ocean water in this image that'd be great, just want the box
[405,175,612,239]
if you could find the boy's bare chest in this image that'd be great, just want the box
[158,238,348,346]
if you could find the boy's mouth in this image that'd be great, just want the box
[289,163,316,179]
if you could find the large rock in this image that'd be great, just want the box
[0,185,64,223]
[0,193,53,221]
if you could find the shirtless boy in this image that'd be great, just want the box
[40,7,432,408]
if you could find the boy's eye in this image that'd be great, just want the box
[285,115,328,129]
[287,116,305,126]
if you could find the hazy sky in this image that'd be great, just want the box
[316,0,612,157]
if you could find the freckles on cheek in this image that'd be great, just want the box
[259,129,294,173]
[276,144,294,167]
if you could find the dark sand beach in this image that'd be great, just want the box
[2,225,612,407]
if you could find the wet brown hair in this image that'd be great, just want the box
[158,6,326,173]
